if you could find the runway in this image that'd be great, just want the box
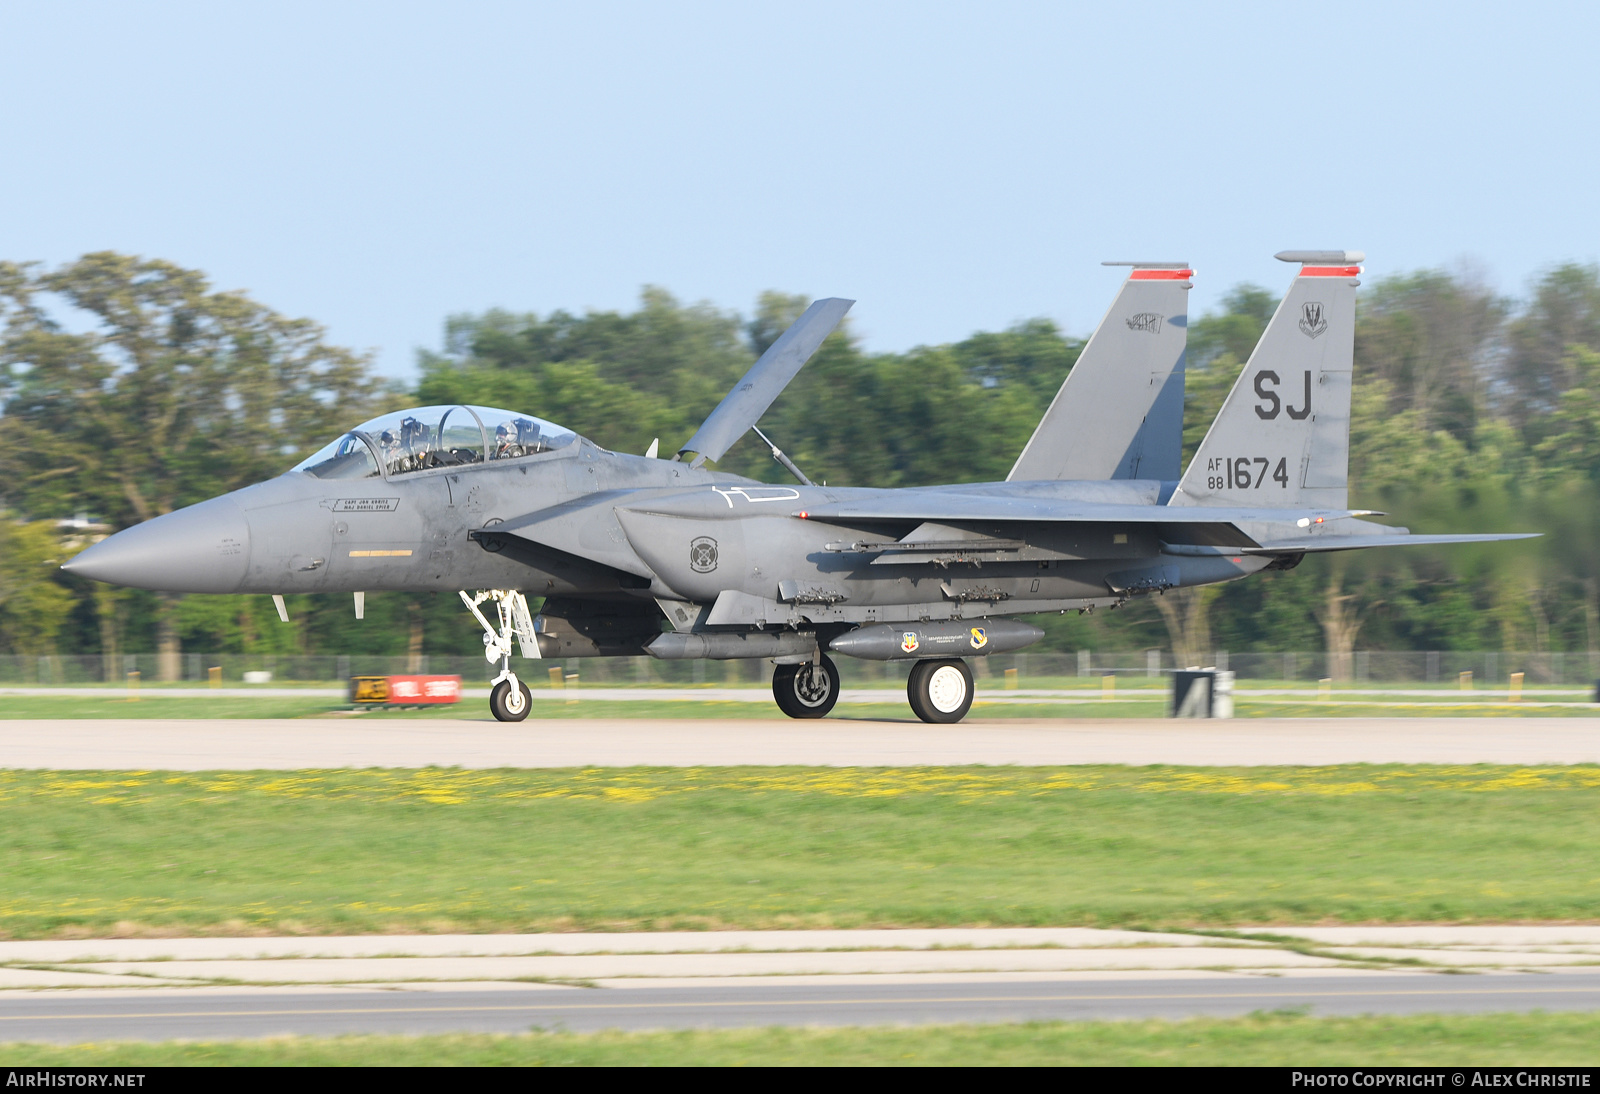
[6,972,1600,1041]
[0,716,1596,768]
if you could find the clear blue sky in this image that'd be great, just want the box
[2,0,1594,378]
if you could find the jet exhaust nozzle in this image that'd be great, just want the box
[829,618,1044,661]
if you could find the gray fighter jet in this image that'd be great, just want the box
[65,252,1534,723]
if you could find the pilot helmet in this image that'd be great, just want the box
[399,417,427,449]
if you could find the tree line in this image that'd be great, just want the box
[3,251,1599,670]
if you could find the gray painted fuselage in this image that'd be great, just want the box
[71,432,1273,638]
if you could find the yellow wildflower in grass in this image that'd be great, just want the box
[1,764,1597,809]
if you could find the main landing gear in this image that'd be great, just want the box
[768,655,977,723]
[772,655,841,719]
[907,658,975,723]
[460,589,537,722]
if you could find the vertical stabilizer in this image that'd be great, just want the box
[1007,263,1191,482]
[1170,251,1363,510]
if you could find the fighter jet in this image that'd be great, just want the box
[64,252,1534,723]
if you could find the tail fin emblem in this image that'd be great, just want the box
[1298,302,1328,339]
[1125,312,1163,334]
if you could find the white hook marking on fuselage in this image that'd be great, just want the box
[712,486,802,508]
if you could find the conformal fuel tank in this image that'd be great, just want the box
[828,618,1044,661]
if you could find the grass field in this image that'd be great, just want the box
[2,764,1597,936]
[3,1012,1598,1065]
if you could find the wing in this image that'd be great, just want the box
[796,494,1339,528]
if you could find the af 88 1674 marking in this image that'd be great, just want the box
[1206,456,1289,491]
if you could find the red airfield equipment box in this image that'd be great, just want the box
[349,675,462,705]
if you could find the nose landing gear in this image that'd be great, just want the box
[460,589,538,722]
[772,655,841,719]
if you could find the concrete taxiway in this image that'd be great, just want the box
[0,716,1596,768]
[5,928,1600,1040]
[8,973,1600,1041]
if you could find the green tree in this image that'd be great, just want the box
[0,516,72,663]
[1504,264,1600,428]
[1356,269,1506,440]
[0,253,389,676]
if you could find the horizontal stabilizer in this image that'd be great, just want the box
[1243,532,1540,554]
[679,297,853,466]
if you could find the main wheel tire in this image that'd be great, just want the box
[490,678,532,722]
[907,658,975,723]
[772,655,841,719]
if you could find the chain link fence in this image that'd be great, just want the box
[2,651,1598,687]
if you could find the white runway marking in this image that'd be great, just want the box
[5,927,1600,995]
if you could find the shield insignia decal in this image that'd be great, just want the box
[689,536,719,573]
[901,632,920,653]
[1298,302,1328,339]
[969,627,988,650]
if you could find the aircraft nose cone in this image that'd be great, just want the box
[62,496,251,593]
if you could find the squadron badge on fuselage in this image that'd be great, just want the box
[689,536,719,573]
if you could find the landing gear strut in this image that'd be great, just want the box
[907,658,974,723]
[772,655,841,719]
[460,589,537,722]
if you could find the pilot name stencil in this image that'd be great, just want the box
[331,498,400,513]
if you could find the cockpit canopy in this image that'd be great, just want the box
[291,405,578,480]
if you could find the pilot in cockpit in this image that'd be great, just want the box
[379,417,432,473]
[494,418,542,458]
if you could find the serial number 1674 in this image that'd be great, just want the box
[1207,456,1289,491]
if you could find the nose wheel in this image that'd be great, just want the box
[490,675,532,722]
[772,655,841,719]
[908,658,974,723]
